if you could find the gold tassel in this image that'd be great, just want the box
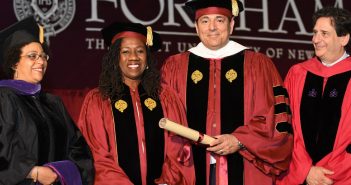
[146,26,153,46]
[38,24,44,44]
[232,0,239,16]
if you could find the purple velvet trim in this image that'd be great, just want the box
[0,80,41,95]
[44,160,82,185]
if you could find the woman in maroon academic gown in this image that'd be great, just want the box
[77,22,195,185]
[278,7,351,185]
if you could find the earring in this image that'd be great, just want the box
[14,70,18,79]
[146,65,149,70]
[12,67,18,79]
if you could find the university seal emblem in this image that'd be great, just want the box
[14,0,75,41]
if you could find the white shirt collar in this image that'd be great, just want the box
[321,52,350,67]
[188,40,247,59]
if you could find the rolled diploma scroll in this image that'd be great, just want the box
[159,118,216,145]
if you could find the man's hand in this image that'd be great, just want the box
[206,134,241,155]
[306,166,334,185]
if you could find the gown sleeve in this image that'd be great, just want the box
[233,51,294,176]
[46,93,95,185]
[155,86,196,185]
[0,89,36,185]
[77,89,134,185]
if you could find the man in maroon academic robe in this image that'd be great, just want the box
[278,7,351,185]
[160,0,293,185]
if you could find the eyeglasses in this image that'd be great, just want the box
[21,52,49,62]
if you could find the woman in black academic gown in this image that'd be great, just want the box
[0,17,94,185]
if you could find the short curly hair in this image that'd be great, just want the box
[1,41,50,79]
[313,7,351,51]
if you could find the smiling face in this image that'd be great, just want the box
[14,42,47,84]
[312,17,349,63]
[195,14,234,50]
[118,37,147,88]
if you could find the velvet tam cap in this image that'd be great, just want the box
[185,0,244,19]
[0,16,44,66]
[101,22,162,52]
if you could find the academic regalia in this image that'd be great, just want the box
[161,49,293,185]
[77,85,195,185]
[0,80,94,185]
[277,57,351,185]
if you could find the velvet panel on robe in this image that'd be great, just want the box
[111,84,165,185]
[277,57,351,185]
[185,53,245,185]
[0,88,94,185]
[161,50,293,185]
[77,86,195,185]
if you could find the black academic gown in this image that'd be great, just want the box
[0,85,94,185]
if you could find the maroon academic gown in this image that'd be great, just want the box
[161,50,293,185]
[77,85,195,185]
[278,57,351,185]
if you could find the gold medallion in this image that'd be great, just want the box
[225,69,237,83]
[144,98,157,111]
[191,70,203,84]
[114,100,128,113]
